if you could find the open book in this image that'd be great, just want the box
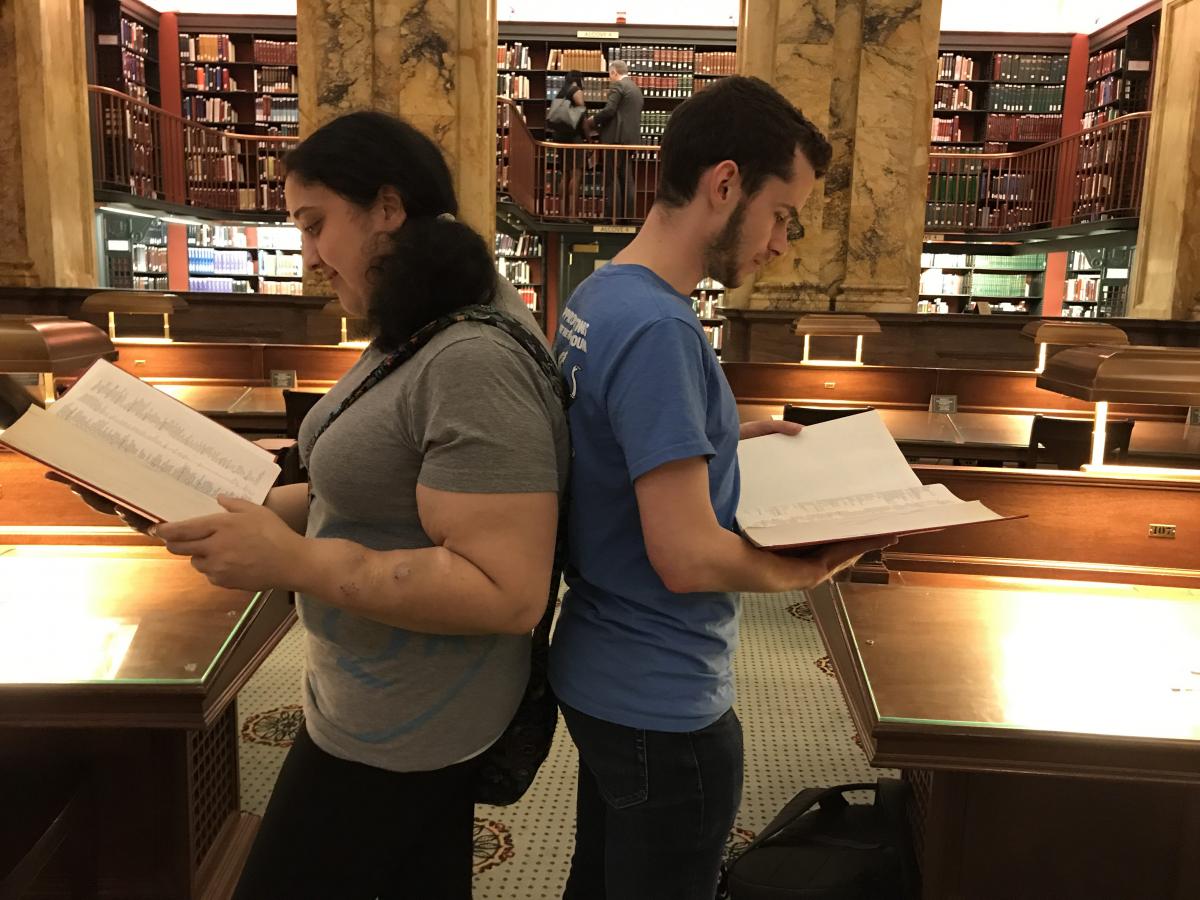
[0,359,280,523]
[737,410,1014,549]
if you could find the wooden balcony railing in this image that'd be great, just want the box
[927,112,1151,234]
[499,97,659,225]
[88,85,296,215]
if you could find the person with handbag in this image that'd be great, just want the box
[550,77,896,900]
[143,111,570,899]
[547,74,591,217]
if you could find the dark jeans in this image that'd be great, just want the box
[560,702,743,900]
[232,725,478,900]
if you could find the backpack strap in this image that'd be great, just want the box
[746,782,879,851]
[305,303,565,460]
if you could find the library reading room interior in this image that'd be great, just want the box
[1,0,1199,898]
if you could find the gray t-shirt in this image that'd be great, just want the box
[296,285,569,772]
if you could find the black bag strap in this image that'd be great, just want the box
[305,303,566,460]
[745,782,879,851]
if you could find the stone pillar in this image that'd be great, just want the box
[0,0,97,287]
[732,0,942,313]
[297,0,497,243]
[1127,0,1200,321]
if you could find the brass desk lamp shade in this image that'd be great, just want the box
[0,316,117,405]
[792,314,882,366]
[1020,319,1129,373]
[80,291,187,342]
[1037,345,1200,476]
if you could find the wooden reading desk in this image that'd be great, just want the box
[809,572,1200,898]
[0,545,294,899]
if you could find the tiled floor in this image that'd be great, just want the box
[235,589,892,898]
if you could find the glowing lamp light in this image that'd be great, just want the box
[1037,345,1200,477]
[792,315,881,367]
[80,291,187,344]
[319,300,370,349]
[1020,319,1128,374]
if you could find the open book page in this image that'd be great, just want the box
[736,410,1009,549]
[0,359,279,523]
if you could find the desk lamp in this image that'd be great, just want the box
[319,299,369,348]
[1038,345,1200,479]
[0,316,117,406]
[792,314,881,366]
[80,291,187,344]
[1021,319,1128,374]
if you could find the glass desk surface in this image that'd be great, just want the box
[835,573,1200,742]
[0,545,259,685]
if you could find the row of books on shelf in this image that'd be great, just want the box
[1081,107,1123,129]
[937,53,976,82]
[184,96,237,123]
[920,253,1045,270]
[1088,48,1126,82]
[517,287,539,312]
[259,251,304,277]
[930,118,965,143]
[918,271,1035,297]
[260,279,304,295]
[132,244,168,272]
[496,257,534,285]
[610,45,694,70]
[695,53,736,76]
[257,96,299,124]
[1085,76,1132,110]
[547,75,609,102]
[640,110,671,144]
[183,65,236,91]
[122,51,149,88]
[132,275,169,291]
[499,74,531,99]
[188,276,254,293]
[494,232,542,257]
[188,247,255,275]
[179,34,298,66]
[992,53,1067,84]
[255,68,297,93]
[548,48,605,73]
[702,325,724,352]
[933,84,974,111]
[988,84,1063,114]
[984,114,1061,143]
[924,202,1039,230]
[632,74,694,98]
[498,42,533,70]
[121,18,152,55]
[1066,273,1101,303]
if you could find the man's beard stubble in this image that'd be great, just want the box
[702,197,748,289]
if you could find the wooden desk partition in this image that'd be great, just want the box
[723,361,1185,421]
[111,340,360,387]
[890,466,1200,587]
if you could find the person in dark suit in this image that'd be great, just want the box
[591,60,643,219]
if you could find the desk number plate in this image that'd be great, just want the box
[1188,407,1200,427]
[929,394,958,414]
[1149,524,1177,539]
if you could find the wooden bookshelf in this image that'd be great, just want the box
[919,250,1046,315]
[178,28,299,136]
[496,24,736,153]
[495,227,545,321]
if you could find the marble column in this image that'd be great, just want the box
[1127,0,1200,321]
[732,0,942,313]
[0,0,97,287]
[297,0,497,242]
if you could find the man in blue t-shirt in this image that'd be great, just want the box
[550,77,896,900]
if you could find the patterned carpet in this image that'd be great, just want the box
[235,588,892,898]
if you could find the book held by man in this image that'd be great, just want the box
[0,359,280,523]
[736,410,1014,549]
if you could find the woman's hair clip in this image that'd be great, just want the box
[437,212,456,223]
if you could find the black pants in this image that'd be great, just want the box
[602,154,631,220]
[233,725,479,900]
[560,703,743,900]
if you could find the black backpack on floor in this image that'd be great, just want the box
[723,779,918,900]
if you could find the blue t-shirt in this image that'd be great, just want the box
[549,264,742,732]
